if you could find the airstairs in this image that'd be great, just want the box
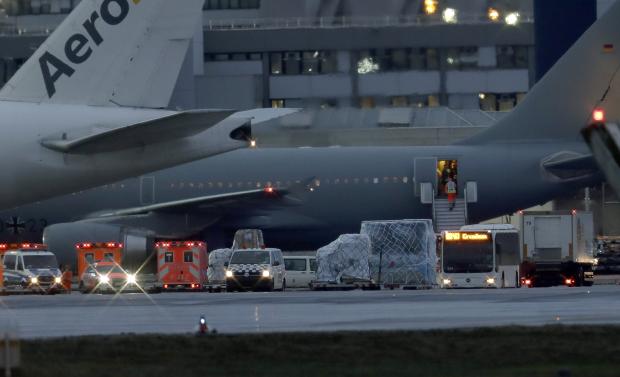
[434,198,467,232]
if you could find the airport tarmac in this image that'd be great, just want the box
[1,286,619,339]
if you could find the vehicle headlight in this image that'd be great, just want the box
[225,270,233,278]
[593,258,599,266]
[54,277,62,284]
[126,274,137,285]
[262,270,270,278]
[99,275,110,284]
[486,278,496,285]
[442,278,451,285]
[30,277,39,285]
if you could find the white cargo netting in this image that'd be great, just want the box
[361,220,437,286]
[316,234,372,283]
[207,248,233,283]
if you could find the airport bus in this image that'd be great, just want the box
[439,225,520,288]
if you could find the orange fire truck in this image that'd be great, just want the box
[156,241,208,291]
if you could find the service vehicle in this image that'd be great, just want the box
[439,225,520,289]
[0,243,62,293]
[75,242,123,277]
[283,253,317,288]
[225,248,286,292]
[520,211,595,287]
[156,241,208,291]
[79,261,139,294]
[594,236,620,275]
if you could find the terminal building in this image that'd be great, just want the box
[0,0,618,235]
[0,0,535,111]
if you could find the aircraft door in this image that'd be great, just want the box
[414,158,438,198]
[140,176,155,205]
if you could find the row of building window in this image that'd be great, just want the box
[0,0,79,15]
[272,92,525,111]
[203,0,260,10]
[270,51,338,75]
[259,46,529,76]
[0,0,261,15]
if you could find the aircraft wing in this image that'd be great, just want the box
[92,178,315,218]
[95,189,298,218]
[40,110,237,154]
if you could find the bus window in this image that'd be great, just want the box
[443,237,493,273]
[495,233,520,266]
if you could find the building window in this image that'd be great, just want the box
[391,96,409,107]
[320,99,338,109]
[360,97,375,109]
[271,99,285,108]
[479,93,525,111]
[446,47,479,70]
[357,52,380,74]
[497,46,529,69]
[205,0,260,10]
[302,51,319,74]
[390,49,409,70]
[270,53,283,75]
[284,52,301,75]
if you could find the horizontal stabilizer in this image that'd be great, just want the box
[97,188,289,217]
[41,110,235,154]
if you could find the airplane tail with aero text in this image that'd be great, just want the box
[464,1,620,144]
[0,0,204,109]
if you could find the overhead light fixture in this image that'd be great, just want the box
[442,8,457,24]
[488,7,500,22]
[505,12,520,26]
[479,93,486,100]
[424,0,438,15]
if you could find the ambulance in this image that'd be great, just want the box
[156,241,208,291]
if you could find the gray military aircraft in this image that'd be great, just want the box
[0,0,254,210]
[4,0,620,265]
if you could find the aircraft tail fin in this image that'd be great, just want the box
[464,2,620,144]
[0,0,204,108]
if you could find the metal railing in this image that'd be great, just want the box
[463,187,469,225]
[205,13,534,31]
[431,187,437,232]
[0,23,53,36]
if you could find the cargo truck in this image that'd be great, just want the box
[520,211,595,287]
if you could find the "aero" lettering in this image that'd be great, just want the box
[39,0,134,98]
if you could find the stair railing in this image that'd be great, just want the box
[431,186,438,232]
[463,187,469,225]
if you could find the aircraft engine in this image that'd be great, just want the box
[43,222,153,269]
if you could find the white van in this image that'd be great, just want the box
[283,253,317,288]
[3,247,62,293]
[225,248,286,292]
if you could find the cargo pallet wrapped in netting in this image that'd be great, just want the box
[315,234,372,284]
[207,248,233,284]
[361,220,437,287]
